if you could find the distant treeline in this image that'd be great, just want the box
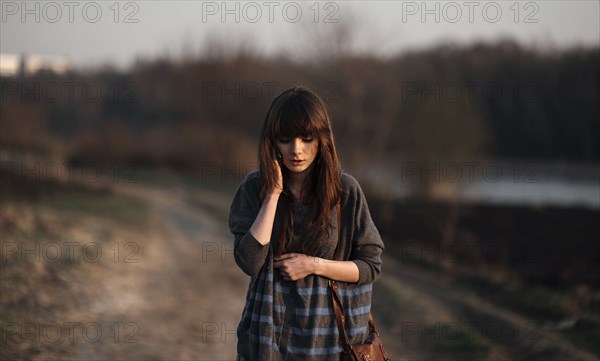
[1,39,598,172]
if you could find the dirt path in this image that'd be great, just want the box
[67,183,597,361]
[68,183,247,360]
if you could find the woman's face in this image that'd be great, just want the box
[275,135,319,173]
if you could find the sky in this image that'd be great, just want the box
[1,1,599,71]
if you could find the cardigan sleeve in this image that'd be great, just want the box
[348,178,385,285]
[228,173,270,277]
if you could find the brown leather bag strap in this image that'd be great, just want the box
[368,312,378,335]
[330,281,380,340]
[330,279,352,351]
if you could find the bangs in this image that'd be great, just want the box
[273,97,320,138]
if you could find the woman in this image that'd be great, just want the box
[228,85,385,360]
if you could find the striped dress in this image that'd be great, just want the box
[228,170,385,361]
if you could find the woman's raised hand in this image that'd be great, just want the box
[272,150,283,196]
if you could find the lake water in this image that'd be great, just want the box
[359,159,600,209]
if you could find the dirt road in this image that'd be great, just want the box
[68,183,246,360]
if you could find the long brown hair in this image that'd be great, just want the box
[258,85,343,257]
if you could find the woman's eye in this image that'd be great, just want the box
[278,137,312,143]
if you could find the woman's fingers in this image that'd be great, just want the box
[274,255,294,268]
[273,160,283,193]
[275,253,314,281]
[274,253,298,261]
[271,161,283,194]
[280,272,294,281]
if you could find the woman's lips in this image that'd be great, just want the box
[291,160,304,165]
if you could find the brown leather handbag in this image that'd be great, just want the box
[330,202,391,361]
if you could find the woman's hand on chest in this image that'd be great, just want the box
[273,253,318,281]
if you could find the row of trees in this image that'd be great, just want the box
[1,39,598,178]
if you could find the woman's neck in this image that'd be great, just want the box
[287,165,313,202]
[288,171,307,188]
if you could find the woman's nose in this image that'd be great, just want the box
[291,138,302,154]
